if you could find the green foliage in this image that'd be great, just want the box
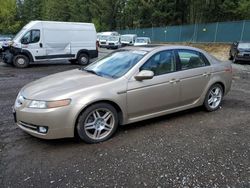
[0,0,21,34]
[0,0,249,34]
[238,0,250,19]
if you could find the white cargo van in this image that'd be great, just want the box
[106,35,121,49]
[121,34,137,46]
[99,32,119,48]
[2,21,98,68]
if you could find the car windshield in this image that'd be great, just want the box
[84,50,147,79]
[238,43,250,49]
[136,38,146,43]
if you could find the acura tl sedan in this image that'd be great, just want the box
[13,46,232,143]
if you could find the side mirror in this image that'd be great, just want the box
[21,38,29,44]
[134,70,154,81]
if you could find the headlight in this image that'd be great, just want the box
[238,52,244,56]
[28,99,71,109]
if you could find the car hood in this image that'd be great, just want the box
[21,69,112,100]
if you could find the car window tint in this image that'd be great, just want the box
[31,30,40,43]
[178,50,206,70]
[141,50,176,76]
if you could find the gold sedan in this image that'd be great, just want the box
[13,46,232,143]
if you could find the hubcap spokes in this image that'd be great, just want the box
[18,58,25,65]
[208,87,222,109]
[81,57,87,64]
[84,109,114,140]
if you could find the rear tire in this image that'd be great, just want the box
[229,51,233,60]
[76,103,118,144]
[204,84,223,112]
[77,53,89,65]
[13,55,29,68]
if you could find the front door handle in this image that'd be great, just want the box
[39,43,43,48]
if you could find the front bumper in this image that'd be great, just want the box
[13,105,77,139]
[235,54,250,62]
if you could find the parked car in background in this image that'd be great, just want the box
[106,35,121,49]
[121,34,137,46]
[134,37,151,46]
[0,37,12,48]
[13,45,232,143]
[99,32,119,48]
[1,21,98,68]
[96,32,103,42]
[229,41,250,63]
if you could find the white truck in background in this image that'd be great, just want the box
[121,34,137,46]
[1,21,98,68]
[99,32,119,48]
[106,35,121,49]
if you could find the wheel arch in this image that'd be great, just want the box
[13,49,34,62]
[76,49,90,59]
[74,100,124,136]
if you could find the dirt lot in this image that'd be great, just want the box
[0,46,250,187]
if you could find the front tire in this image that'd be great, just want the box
[13,55,29,68]
[204,84,223,112]
[77,53,89,65]
[76,103,118,143]
[233,55,238,64]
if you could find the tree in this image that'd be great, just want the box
[0,0,21,34]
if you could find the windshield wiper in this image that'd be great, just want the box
[84,69,101,76]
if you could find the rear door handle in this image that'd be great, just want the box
[203,72,211,77]
[169,79,180,84]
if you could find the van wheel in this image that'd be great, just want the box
[76,103,118,144]
[77,53,89,65]
[13,55,29,68]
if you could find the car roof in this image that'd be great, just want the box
[123,45,206,53]
[136,37,150,39]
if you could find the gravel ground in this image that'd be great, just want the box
[0,47,250,188]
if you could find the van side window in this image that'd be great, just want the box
[177,50,208,70]
[21,30,40,44]
[31,30,40,43]
[140,50,176,76]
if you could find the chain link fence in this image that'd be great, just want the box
[118,20,250,43]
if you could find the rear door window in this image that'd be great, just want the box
[177,50,208,70]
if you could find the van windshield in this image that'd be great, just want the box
[84,50,147,79]
[100,35,109,40]
[108,36,119,42]
[13,29,26,41]
[136,38,147,43]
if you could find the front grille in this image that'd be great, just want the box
[243,54,250,57]
[19,121,38,131]
[109,43,115,45]
[101,42,106,44]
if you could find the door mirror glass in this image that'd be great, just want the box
[135,70,154,81]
